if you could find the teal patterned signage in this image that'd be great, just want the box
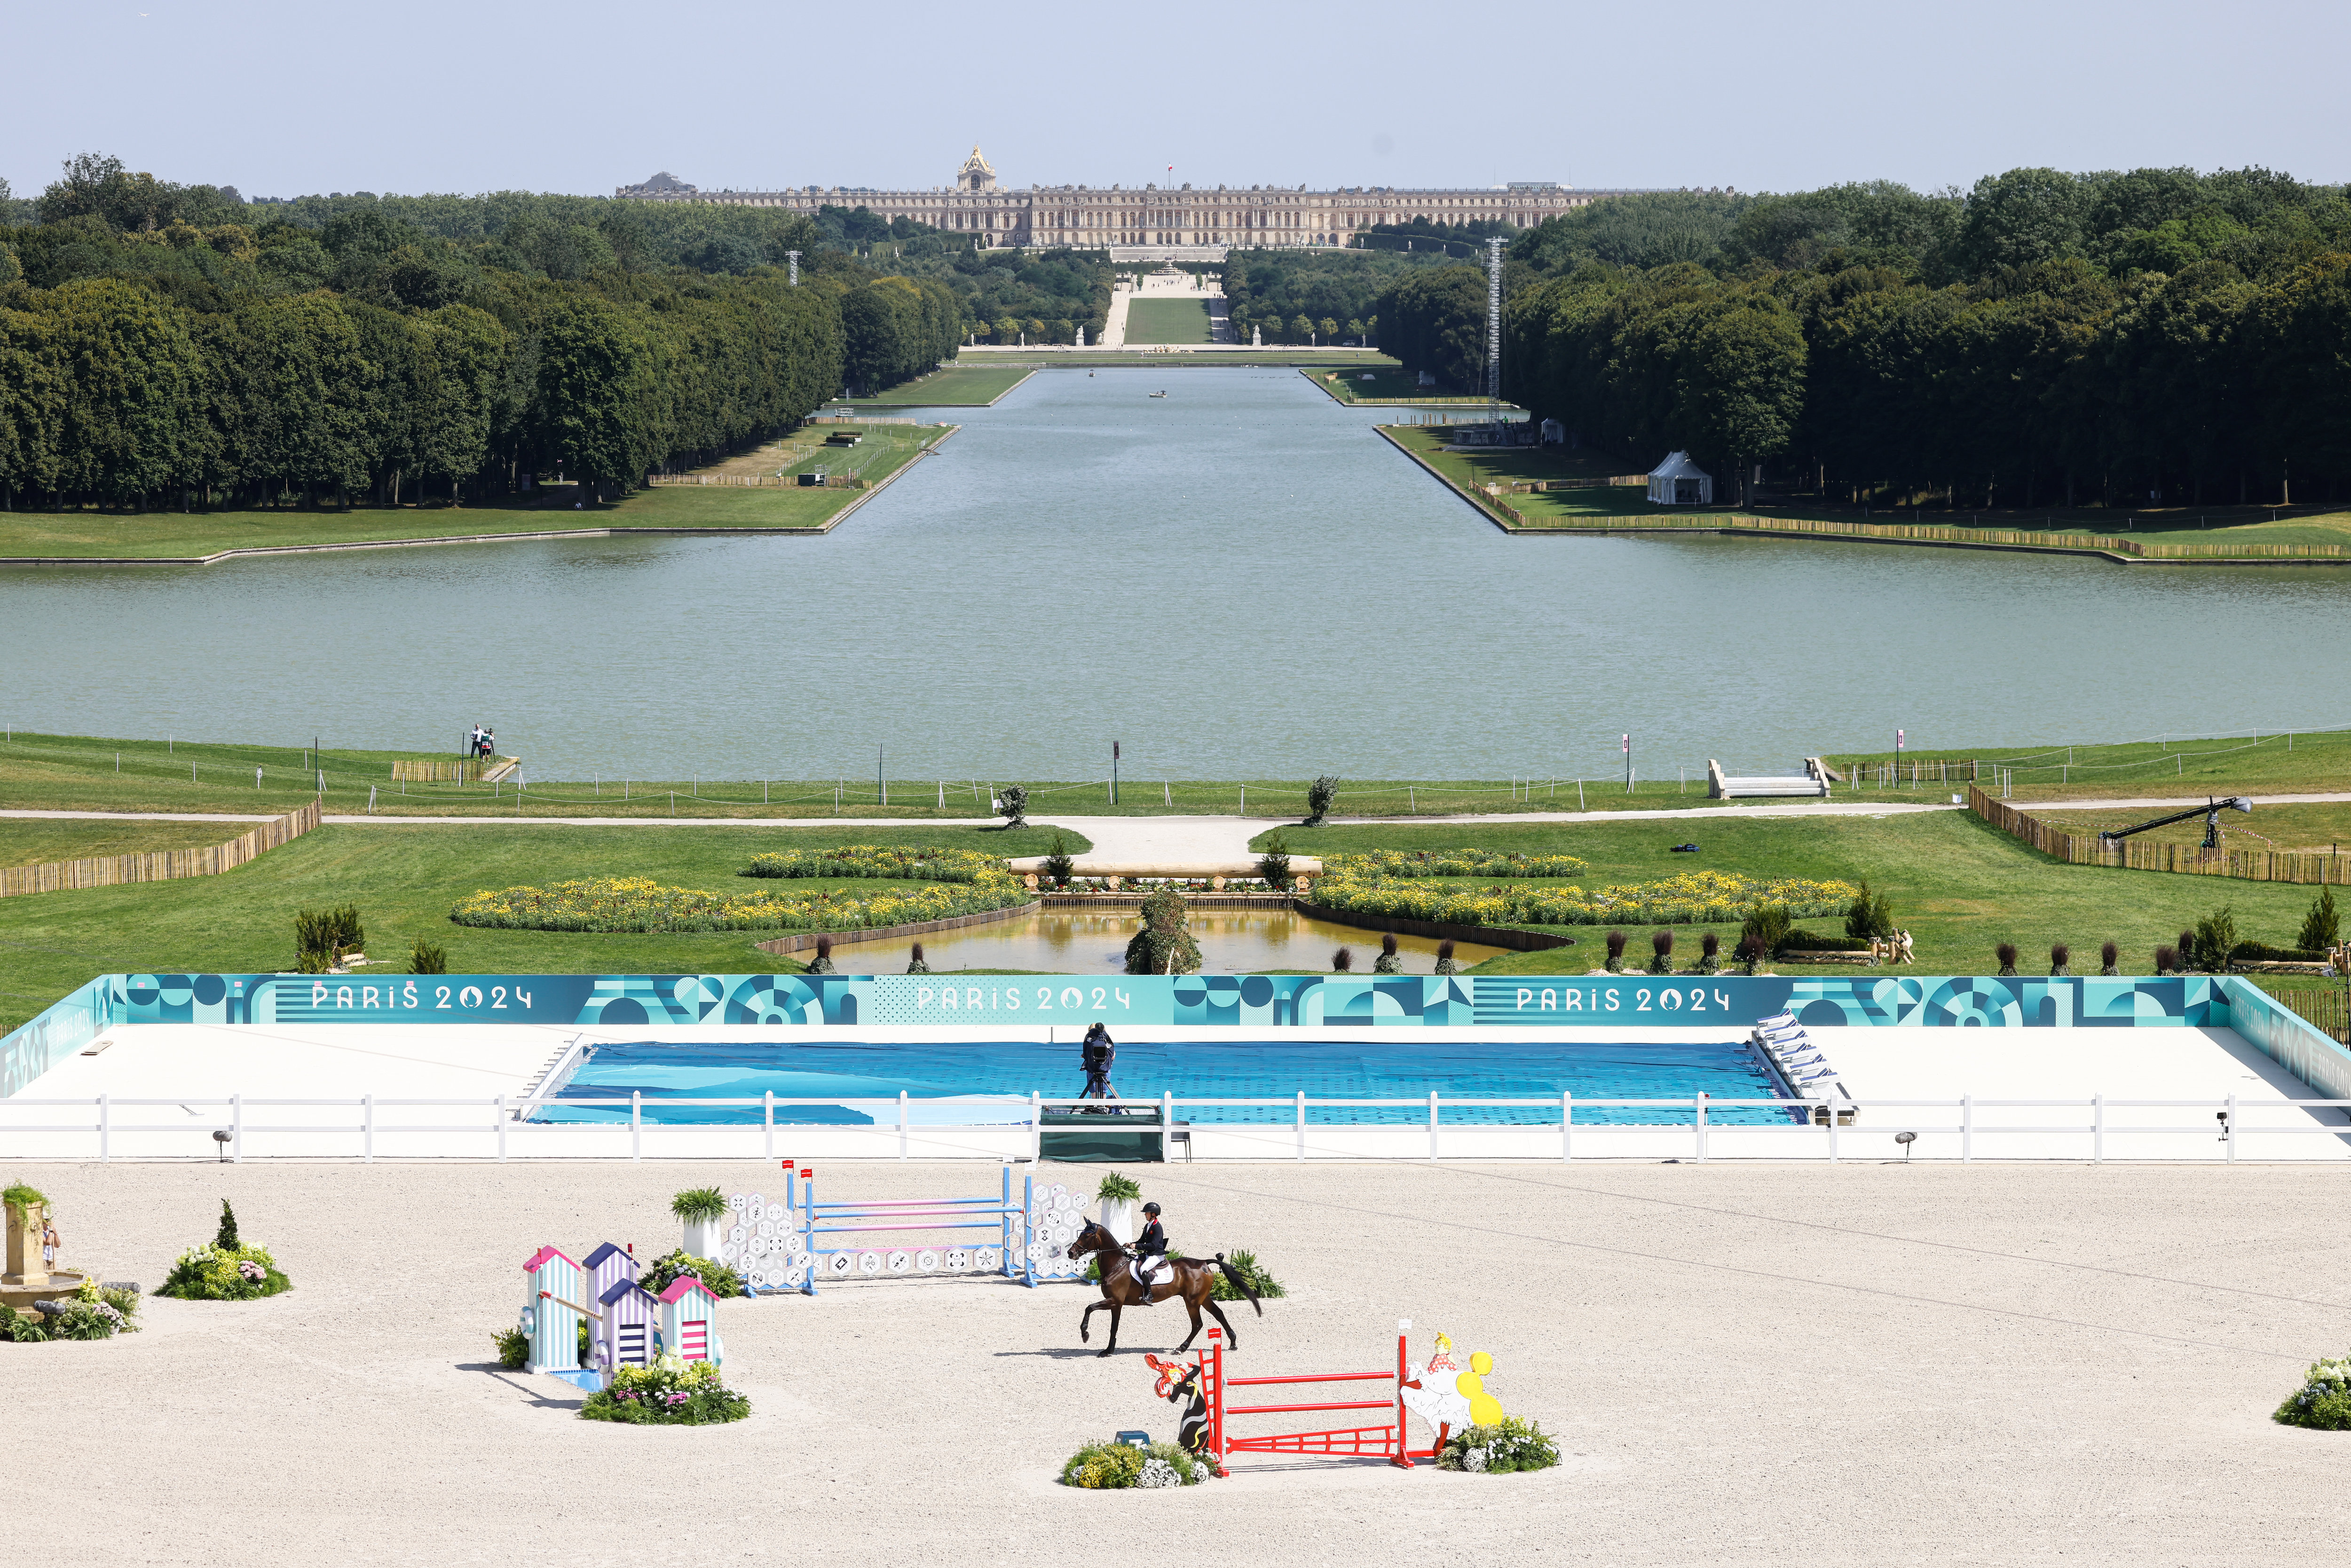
[100,971,2225,1031]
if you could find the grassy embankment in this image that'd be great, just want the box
[0,823,1088,1030]
[0,427,948,561]
[1380,424,2351,551]
[833,364,1035,407]
[1122,299,1212,345]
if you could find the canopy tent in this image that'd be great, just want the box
[1647,451,1712,506]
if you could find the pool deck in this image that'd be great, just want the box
[9,1020,2343,1163]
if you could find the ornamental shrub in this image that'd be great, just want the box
[1777,930,1871,954]
[2192,907,2239,974]
[494,1324,530,1370]
[998,785,1029,828]
[670,1188,728,1223]
[451,874,1026,934]
[1124,885,1202,976]
[1646,930,1673,974]
[1375,933,1404,974]
[636,1249,745,1300]
[2101,940,2120,976]
[740,845,1006,883]
[293,904,364,968]
[2230,941,2324,964]
[1211,1247,1286,1301]
[1304,776,1340,826]
[1060,1439,1207,1488]
[1844,879,1895,941]
[407,939,448,974]
[1739,902,1793,955]
[582,1354,749,1426]
[1043,834,1075,890]
[215,1198,239,1251]
[2297,888,2339,953]
[1255,832,1293,892]
[1435,1417,1560,1473]
[1307,861,1850,931]
[1995,942,2019,975]
[154,1241,290,1301]
[2276,1354,2351,1429]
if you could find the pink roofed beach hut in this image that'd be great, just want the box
[582,1242,637,1367]
[660,1276,721,1365]
[521,1245,585,1374]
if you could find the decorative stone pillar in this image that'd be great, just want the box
[3,1200,49,1289]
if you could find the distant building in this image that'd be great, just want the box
[615,147,1699,252]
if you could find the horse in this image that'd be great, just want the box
[1064,1220,1262,1358]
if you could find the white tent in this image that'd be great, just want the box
[1647,451,1713,506]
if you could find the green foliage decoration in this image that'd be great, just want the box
[2298,888,2339,953]
[493,1324,530,1370]
[2192,906,2240,974]
[2276,1354,2351,1429]
[670,1187,728,1222]
[1043,833,1076,890]
[1255,832,1293,892]
[1304,776,1340,827]
[581,1354,749,1425]
[1096,1172,1143,1204]
[1125,884,1203,976]
[1435,1417,1560,1473]
[1059,1438,1207,1488]
[741,845,1005,882]
[635,1249,744,1300]
[155,1241,290,1301]
[406,939,448,974]
[451,874,1025,934]
[214,1198,239,1250]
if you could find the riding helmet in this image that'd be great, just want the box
[1142,1202,1161,1215]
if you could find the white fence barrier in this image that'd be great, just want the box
[2,1091,2349,1162]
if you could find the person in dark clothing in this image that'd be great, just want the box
[1129,1200,1166,1302]
[1080,1021,1117,1101]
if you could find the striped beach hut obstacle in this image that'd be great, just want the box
[583,1243,639,1371]
[520,1245,586,1375]
[722,1163,1089,1296]
[660,1276,722,1365]
[600,1278,661,1372]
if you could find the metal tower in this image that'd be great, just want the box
[1485,236,1505,438]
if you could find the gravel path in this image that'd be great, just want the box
[17,1158,2351,1566]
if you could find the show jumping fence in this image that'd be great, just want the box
[0,801,319,900]
[725,1164,1087,1295]
[1969,785,2351,886]
[1197,1324,1436,1473]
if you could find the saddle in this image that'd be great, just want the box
[1128,1253,1175,1300]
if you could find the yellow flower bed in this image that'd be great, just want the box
[1310,859,1856,929]
[451,872,1028,934]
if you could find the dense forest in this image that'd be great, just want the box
[1375,167,2351,509]
[0,155,1109,508]
[1220,247,1460,344]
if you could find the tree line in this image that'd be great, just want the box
[1373,166,2351,509]
[0,155,986,510]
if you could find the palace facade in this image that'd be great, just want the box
[616,149,1685,250]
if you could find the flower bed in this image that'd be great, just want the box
[1317,850,1590,880]
[1309,859,1856,929]
[451,874,1027,934]
[2275,1354,2351,1429]
[155,1244,291,1301]
[0,1280,142,1342]
[581,1355,749,1426]
[1435,1417,1560,1472]
[1060,1439,1210,1488]
[740,844,1005,882]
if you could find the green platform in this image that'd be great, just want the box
[1039,1109,1165,1163]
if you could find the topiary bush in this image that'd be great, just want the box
[1125,884,1203,976]
[1060,1438,1209,1488]
[1374,933,1404,974]
[293,904,364,969]
[1434,1417,1560,1473]
[2298,888,2340,954]
[581,1354,749,1425]
[1043,833,1076,890]
[2275,1353,2351,1429]
[407,939,448,974]
[1646,930,1674,975]
[1255,832,1293,892]
[2192,907,2239,974]
[998,785,1029,828]
[1304,776,1340,827]
[1603,930,1626,973]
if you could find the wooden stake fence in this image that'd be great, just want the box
[1968,786,2351,885]
[0,802,320,899]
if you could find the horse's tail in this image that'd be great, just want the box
[1212,1253,1264,1316]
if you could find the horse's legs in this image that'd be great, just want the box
[1098,1301,1121,1357]
[1175,1288,1207,1351]
[1204,1298,1239,1349]
[1080,1297,1112,1344]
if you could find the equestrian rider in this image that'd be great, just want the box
[1130,1200,1166,1302]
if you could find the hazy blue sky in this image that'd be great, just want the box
[8,0,2345,202]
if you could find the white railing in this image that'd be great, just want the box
[3,1090,2349,1162]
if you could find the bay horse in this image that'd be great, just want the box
[1065,1220,1262,1358]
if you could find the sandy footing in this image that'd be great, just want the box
[13,1158,2351,1566]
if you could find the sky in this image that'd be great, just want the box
[6,0,2347,203]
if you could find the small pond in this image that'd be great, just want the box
[825,907,1517,975]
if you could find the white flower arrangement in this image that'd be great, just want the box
[1136,1458,1183,1489]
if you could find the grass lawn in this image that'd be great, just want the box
[838,365,1033,406]
[1831,725,2351,802]
[963,349,1396,368]
[0,822,1087,1029]
[1122,299,1212,344]
[0,428,947,560]
[2037,802,2351,855]
[1305,368,1496,404]
[0,819,259,869]
[1257,814,2340,983]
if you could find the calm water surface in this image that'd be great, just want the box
[7,367,2348,778]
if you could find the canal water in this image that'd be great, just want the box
[5,367,2347,779]
[823,905,1513,976]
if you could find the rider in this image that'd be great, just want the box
[1080,1020,1117,1102]
[1129,1200,1166,1303]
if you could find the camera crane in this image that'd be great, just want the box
[2097,796,2252,851]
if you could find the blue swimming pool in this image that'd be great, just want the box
[535,1037,1791,1125]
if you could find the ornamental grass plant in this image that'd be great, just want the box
[451,873,1026,934]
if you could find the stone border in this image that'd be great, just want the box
[1294,901,1579,953]
[751,896,1037,956]
[0,427,959,567]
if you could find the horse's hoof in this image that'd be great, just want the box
[1096,1347,1113,1358]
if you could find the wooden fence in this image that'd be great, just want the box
[646,473,865,490]
[0,801,321,899]
[1968,786,2351,885]
[2278,989,2351,1043]
[392,757,496,782]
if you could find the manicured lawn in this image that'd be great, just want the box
[1256,814,2336,981]
[1123,299,1212,344]
[0,822,1086,1027]
[0,819,258,869]
[0,429,946,560]
[2035,801,2351,854]
[1304,368,1492,404]
[1833,725,2351,802]
[839,365,1033,406]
